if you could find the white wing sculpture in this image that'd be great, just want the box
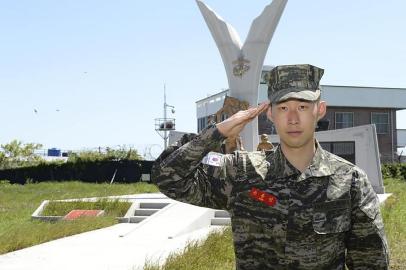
[196,0,288,150]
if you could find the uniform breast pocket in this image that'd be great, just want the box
[312,199,351,234]
[312,200,351,266]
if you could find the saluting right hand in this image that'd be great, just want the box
[216,101,269,138]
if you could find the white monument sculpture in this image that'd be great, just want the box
[196,0,288,151]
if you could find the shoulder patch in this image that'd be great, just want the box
[202,152,224,167]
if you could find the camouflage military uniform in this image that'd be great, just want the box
[152,125,389,270]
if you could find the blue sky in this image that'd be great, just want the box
[1,0,406,157]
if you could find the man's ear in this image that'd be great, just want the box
[266,105,273,122]
[317,101,327,121]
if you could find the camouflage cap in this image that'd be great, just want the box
[267,64,324,104]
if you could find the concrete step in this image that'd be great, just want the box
[211,217,231,226]
[134,209,158,216]
[128,216,147,223]
[214,210,230,218]
[139,202,169,209]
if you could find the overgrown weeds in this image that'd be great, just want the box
[143,227,235,270]
[42,199,131,217]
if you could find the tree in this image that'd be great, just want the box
[0,140,44,169]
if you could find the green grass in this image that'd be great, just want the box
[42,199,132,217]
[143,227,235,270]
[0,181,159,254]
[144,178,406,270]
[382,178,406,269]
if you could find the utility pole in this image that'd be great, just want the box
[155,83,176,150]
[163,84,168,149]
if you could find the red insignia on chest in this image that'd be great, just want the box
[249,187,277,207]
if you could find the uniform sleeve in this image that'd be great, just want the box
[346,168,389,269]
[151,125,238,210]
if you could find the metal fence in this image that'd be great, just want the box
[0,160,155,185]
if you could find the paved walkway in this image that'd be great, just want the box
[0,223,219,270]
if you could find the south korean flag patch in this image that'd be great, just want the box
[202,152,224,167]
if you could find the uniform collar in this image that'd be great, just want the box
[269,140,333,182]
[268,146,300,180]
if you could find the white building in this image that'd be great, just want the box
[196,68,406,163]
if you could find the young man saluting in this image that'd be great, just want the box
[152,64,389,269]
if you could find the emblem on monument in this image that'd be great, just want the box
[232,55,250,78]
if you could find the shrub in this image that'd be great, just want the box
[400,165,406,180]
[381,163,406,180]
[67,147,142,163]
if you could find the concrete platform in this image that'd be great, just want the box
[0,194,225,270]
[378,193,392,204]
[0,192,391,270]
[0,223,223,270]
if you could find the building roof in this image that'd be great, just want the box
[320,85,406,109]
[196,84,406,118]
[196,89,228,104]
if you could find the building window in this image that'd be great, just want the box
[335,112,353,129]
[197,117,207,132]
[371,112,389,134]
[316,119,330,131]
[221,113,228,121]
[197,118,201,132]
[198,115,217,132]
[320,141,355,164]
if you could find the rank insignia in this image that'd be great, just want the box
[249,187,277,207]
